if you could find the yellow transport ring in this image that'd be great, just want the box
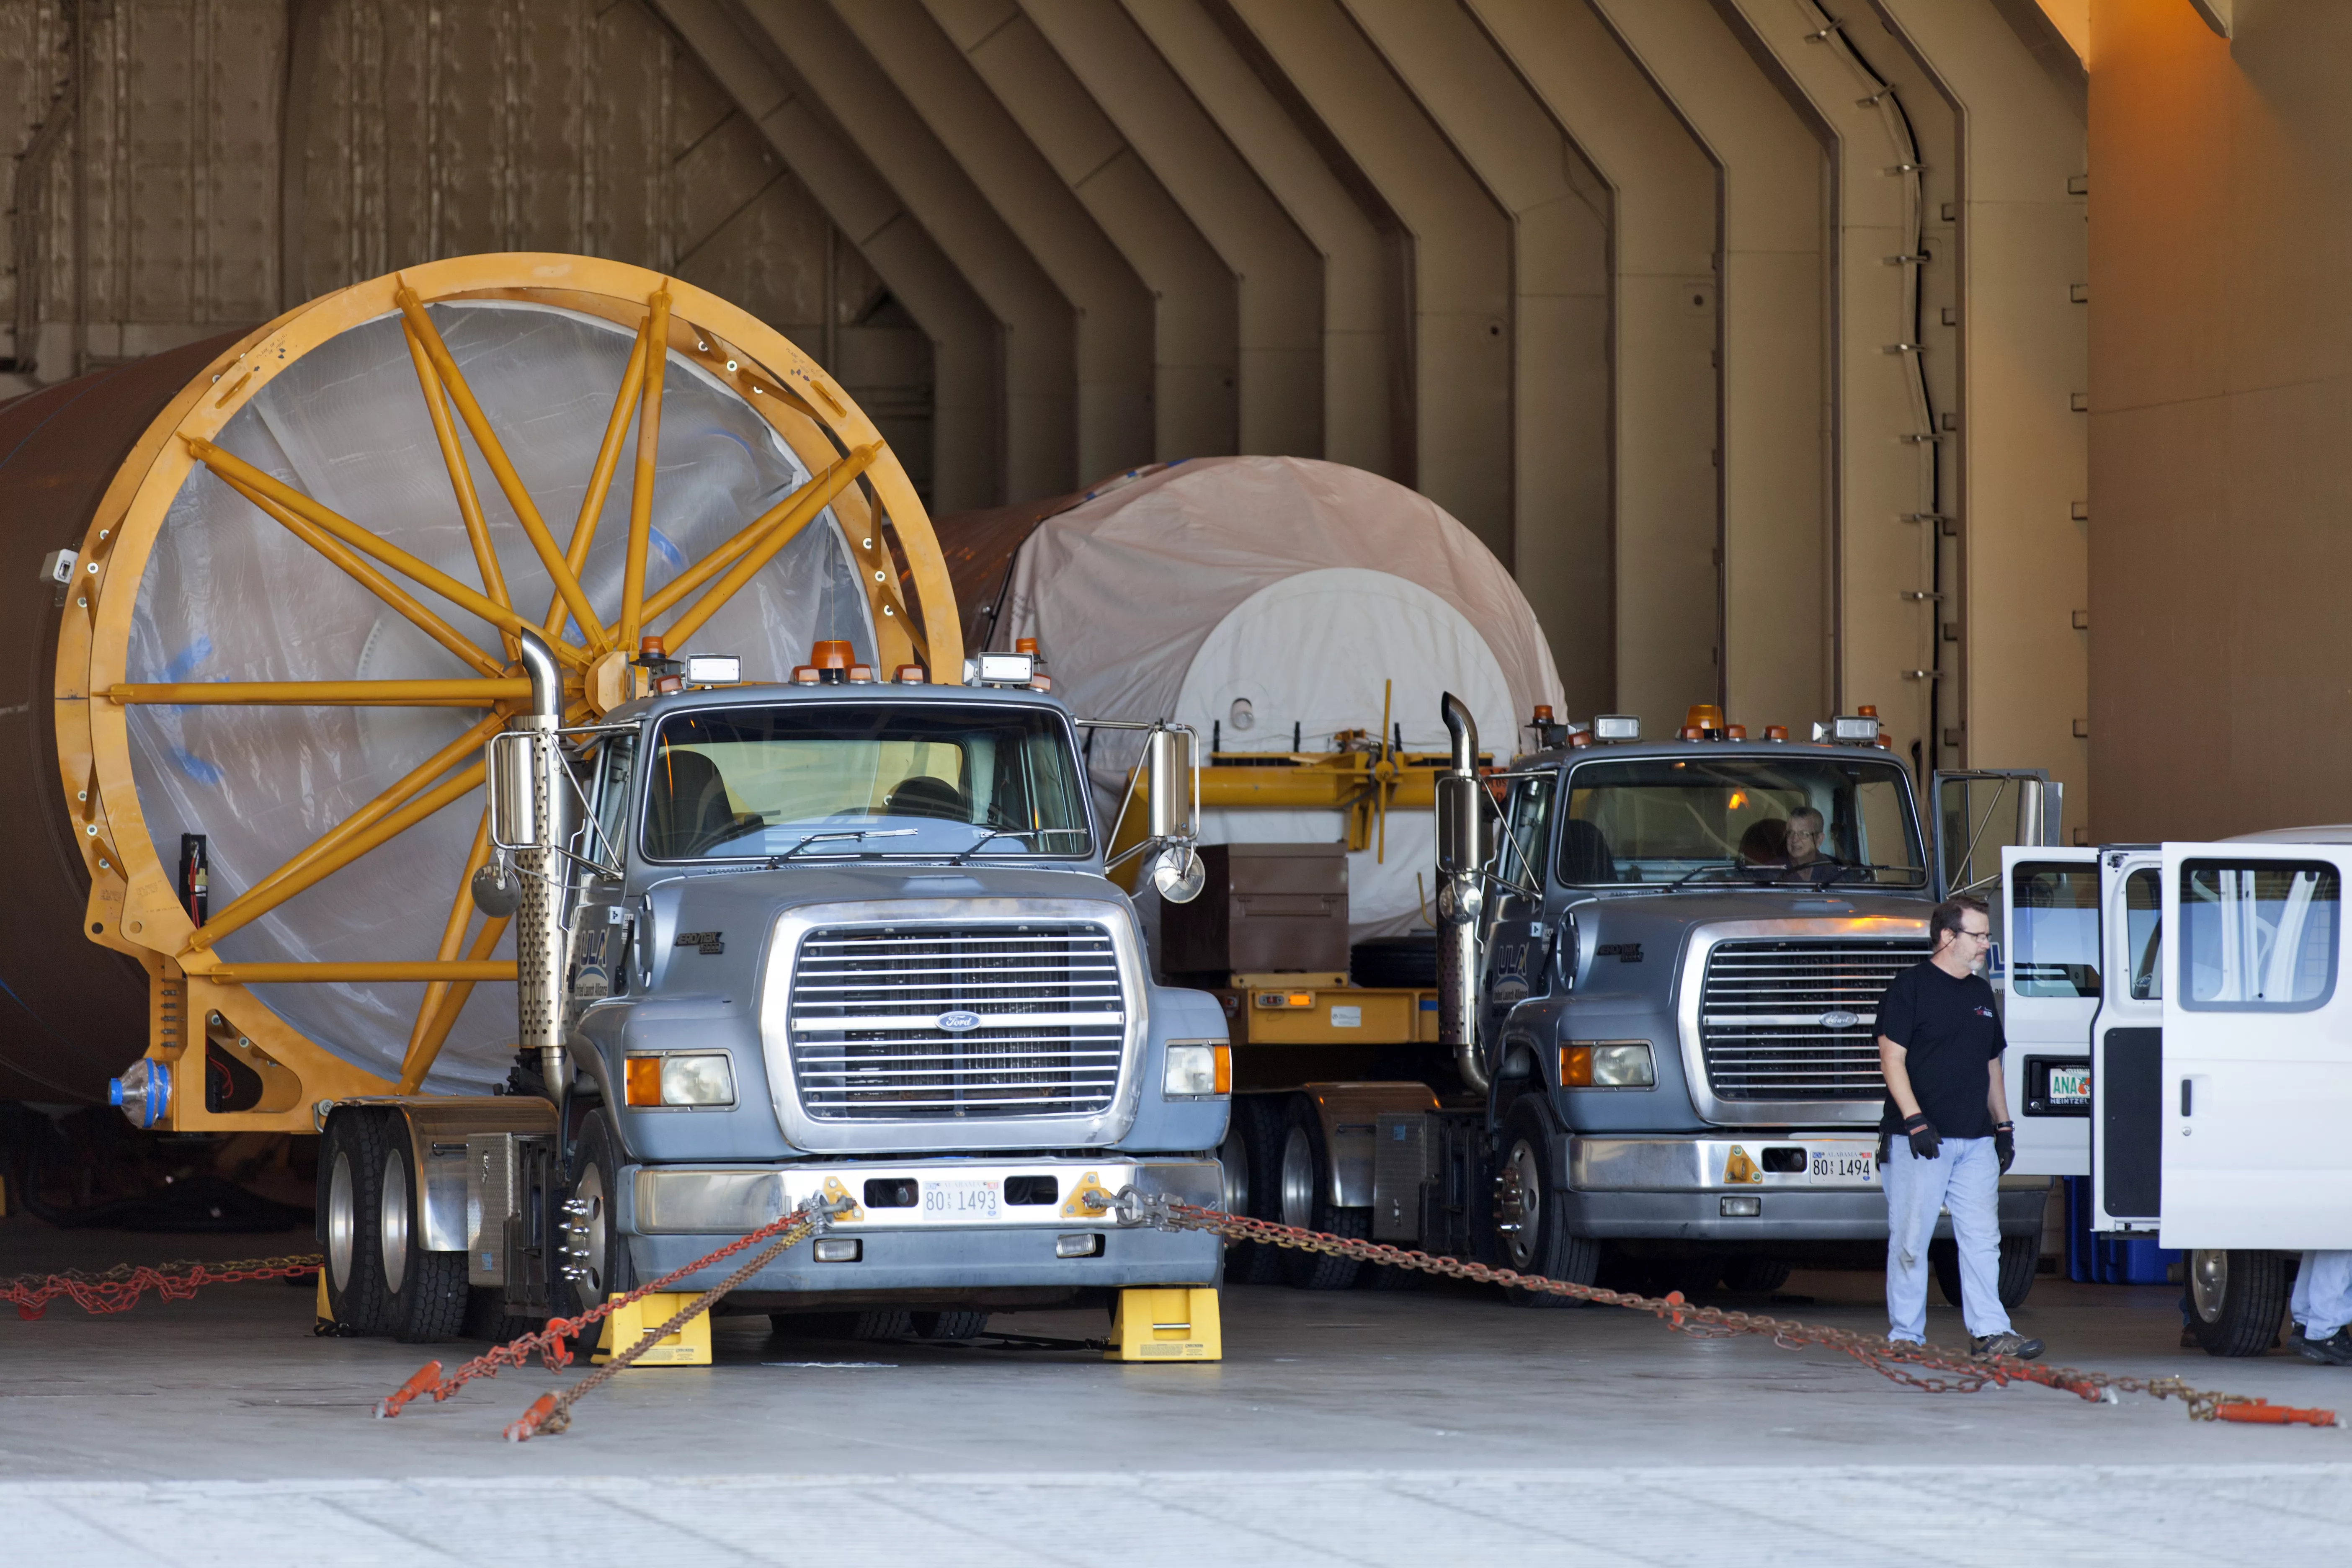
[55,253,961,1131]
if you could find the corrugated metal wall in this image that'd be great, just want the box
[0,0,2099,823]
[0,0,934,495]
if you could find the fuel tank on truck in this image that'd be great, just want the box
[0,254,958,1113]
[938,456,1563,942]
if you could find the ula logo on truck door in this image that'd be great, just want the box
[936,1010,982,1032]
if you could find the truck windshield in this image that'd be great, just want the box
[1558,755,1926,889]
[641,705,1091,862]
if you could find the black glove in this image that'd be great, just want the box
[1994,1122,2015,1173]
[1902,1112,1941,1161]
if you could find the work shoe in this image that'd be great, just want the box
[2295,1326,2352,1366]
[2180,1323,2202,1350]
[1971,1332,2045,1362]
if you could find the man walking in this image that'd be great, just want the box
[1877,895,2043,1360]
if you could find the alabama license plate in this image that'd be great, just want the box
[2048,1065,2091,1105]
[1809,1150,1877,1184]
[921,1180,1000,1220]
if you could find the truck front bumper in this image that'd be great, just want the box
[1560,1135,2051,1243]
[618,1156,1223,1294]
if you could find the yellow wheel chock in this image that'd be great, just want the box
[593,1291,714,1366]
[1107,1286,1222,1362]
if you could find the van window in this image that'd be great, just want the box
[2179,860,2338,1010]
[2125,867,2162,1000]
[2012,862,2099,997]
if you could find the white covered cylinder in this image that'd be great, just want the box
[993,456,1563,941]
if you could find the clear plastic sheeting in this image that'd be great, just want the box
[126,301,875,1090]
[994,456,1562,939]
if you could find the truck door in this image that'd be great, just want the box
[2090,848,2164,1232]
[2001,845,2097,1176]
[1930,772,2060,957]
[2158,841,2352,1249]
[1480,773,1556,1044]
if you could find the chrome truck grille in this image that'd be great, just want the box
[1698,939,1932,1101]
[784,923,1126,1120]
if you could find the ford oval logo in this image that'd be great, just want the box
[936,1010,983,1033]
[1820,1009,1862,1031]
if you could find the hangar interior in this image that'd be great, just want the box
[7,0,2352,1551]
[0,0,2110,818]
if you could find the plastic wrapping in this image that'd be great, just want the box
[125,301,874,1090]
[994,456,1562,939]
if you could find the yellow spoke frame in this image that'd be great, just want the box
[59,254,961,1133]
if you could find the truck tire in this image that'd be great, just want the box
[1930,1234,2041,1313]
[554,1112,636,1320]
[1276,1096,1363,1289]
[1493,1100,1599,1307]
[911,1310,991,1340]
[1722,1257,1793,1295]
[771,1309,916,1340]
[1223,1097,1283,1285]
[320,1110,393,1335]
[378,1117,469,1344]
[2188,1248,2291,1358]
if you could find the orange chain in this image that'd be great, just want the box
[1107,1194,2337,1428]
[4,1256,321,1320]
[376,1199,836,1425]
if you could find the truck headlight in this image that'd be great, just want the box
[1163,1042,1231,1097]
[1559,1042,1655,1088]
[626,1052,736,1107]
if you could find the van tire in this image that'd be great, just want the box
[2189,1249,2291,1358]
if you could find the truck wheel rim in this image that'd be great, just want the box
[1498,1138,1542,1271]
[325,1148,356,1291]
[1279,1125,1316,1229]
[571,1165,609,1300]
[1218,1122,1251,1218]
[379,1148,410,1297]
[2189,1249,2228,1323]
[61,255,960,1108]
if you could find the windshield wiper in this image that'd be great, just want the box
[764,828,916,866]
[952,825,1090,864]
[1667,859,1741,891]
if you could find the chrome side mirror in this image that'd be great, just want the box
[471,860,523,918]
[1146,726,1196,843]
[1149,843,1206,904]
[1436,774,1480,875]
[487,730,544,851]
[2014,777,2050,846]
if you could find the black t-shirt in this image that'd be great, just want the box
[1876,959,2004,1138]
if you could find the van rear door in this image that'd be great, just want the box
[2001,845,2096,1177]
[2159,841,2352,1249]
[2090,849,2163,1232]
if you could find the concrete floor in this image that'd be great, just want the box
[5,1216,2349,1565]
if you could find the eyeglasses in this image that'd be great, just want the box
[1953,926,1993,943]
